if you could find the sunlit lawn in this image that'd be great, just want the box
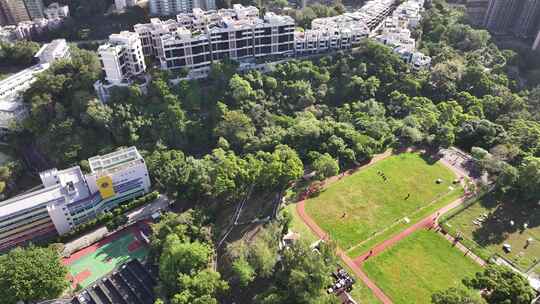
[363,230,481,304]
[305,153,457,250]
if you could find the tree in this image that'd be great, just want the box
[231,257,255,287]
[159,234,212,297]
[171,269,229,304]
[0,246,69,304]
[517,156,540,201]
[255,240,340,304]
[311,152,339,180]
[466,264,535,304]
[215,107,255,150]
[432,287,486,304]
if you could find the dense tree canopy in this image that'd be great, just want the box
[465,264,536,304]
[0,246,69,304]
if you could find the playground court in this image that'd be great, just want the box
[63,225,149,289]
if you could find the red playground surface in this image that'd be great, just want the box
[64,223,150,289]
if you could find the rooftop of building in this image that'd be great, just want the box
[88,146,143,176]
[0,166,89,219]
[34,39,69,62]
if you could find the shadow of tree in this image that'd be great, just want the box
[471,195,540,247]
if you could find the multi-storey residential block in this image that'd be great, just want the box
[350,0,396,31]
[295,15,369,55]
[134,18,181,56]
[34,38,70,63]
[95,31,147,102]
[149,0,193,15]
[43,2,68,19]
[155,8,295,71]
[0,0,30,24]
[0,147,151,251]
[375,0,430,70]
[0,39,68,134]
[98,31,146,84]
[24,0,44,19]
[0,24,16,42]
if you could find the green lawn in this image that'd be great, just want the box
[305,153,457,250]
[444,194,540,271]
[363,230,482,304]
[283,204,382,304]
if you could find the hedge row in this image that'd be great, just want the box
[57,191,160,243]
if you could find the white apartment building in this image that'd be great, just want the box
[375,0,430,70]
[153,7,295,71]
[149,0,193,15]
[296,15,370,55]
[0,39,69,134]
[0,25,17,43]
[34,38,70,63]
[350,0,397,31]
[0,147,151,251]
[176,5,259,32]
[134,18,182,56]
[98,31,146,84]
[43,2,69,19]
[115,0,138,12]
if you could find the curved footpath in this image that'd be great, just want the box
[295,149,475,304]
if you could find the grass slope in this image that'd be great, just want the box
[363,230,481,304]
[305,153,456,249]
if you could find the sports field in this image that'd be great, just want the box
[283,204,382,304]
[444,194,540,271]
[305,153,457,250]
[363,230,482,304]
[64,227,149,289]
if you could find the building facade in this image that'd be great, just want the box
[43,2,69,19]
[0,0,31,25]
[0,39,68,134]
[149,0,193,16]
[98,31,146,84]
[145,6,295,71]
[24,0,44,19]
[0,147,151,251]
